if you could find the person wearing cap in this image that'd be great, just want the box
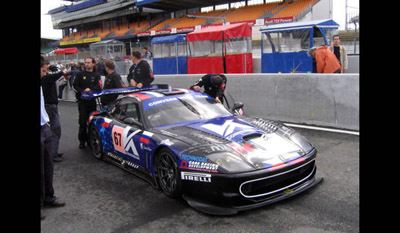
[308,46,342,73]
[41,63,65,162]
[189,74,227,103]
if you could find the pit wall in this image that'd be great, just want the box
[61,73,359,131]
[154,73,359,131]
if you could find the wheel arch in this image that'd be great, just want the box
[152,145,177,173]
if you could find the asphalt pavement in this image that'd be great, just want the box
[41,101,359,233]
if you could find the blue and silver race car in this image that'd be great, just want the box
[83,85,323,215]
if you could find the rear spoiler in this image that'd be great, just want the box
[81,84,170,100]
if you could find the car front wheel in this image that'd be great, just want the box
[155,148,182,198]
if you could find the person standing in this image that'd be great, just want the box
[73,57,102,149]
[329,35,348,73]
[41,63,65,162]
[65,60,80,88]
[308,46,342,73]
[95,57,107,76]
[142,47,152,60]
[126,58,137,85]
[127,51,154,88]
[101,59,126,107]
[41,56,66,220]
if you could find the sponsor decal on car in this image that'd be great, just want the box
[143,94,210,110]
[181,172,211,183]
[179,154,219,173]
[106,152,140,169]
[112,125,141,160]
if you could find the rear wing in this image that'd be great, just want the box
[81,84,170,100]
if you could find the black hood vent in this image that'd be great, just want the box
[183,126,232,144]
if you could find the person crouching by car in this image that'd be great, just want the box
[101,59,126,107]
[127,51,154,88]
[190,74,227,104]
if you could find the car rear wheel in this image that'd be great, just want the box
[155,148,182,198]
[89,124,104,159]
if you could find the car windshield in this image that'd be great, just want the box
[143,93,232,128]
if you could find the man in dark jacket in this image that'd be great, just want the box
[41,64,64,162]
[101,59,126,107]
[189,74,227,103]
[127,51,154,88]
[73,57,102,148]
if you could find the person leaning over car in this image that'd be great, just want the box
[189,74,227,103]
[73,57,102,149]
[101,59,126,107]
[308,46,341,73]
[127,50,154,88]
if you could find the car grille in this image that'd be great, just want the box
[239,159,315,199]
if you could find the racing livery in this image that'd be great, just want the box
[83,85,323,215]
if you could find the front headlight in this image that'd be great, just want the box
[289,132,313,154]
[207,152,254,173]
[273,124,314,154]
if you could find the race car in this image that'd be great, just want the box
[82,85,323,215]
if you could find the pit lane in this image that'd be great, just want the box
[41,101,359,233]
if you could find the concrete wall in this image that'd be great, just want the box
[152,73,359,131]
[61,73,359,131]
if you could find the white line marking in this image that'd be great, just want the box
[283,123,359,136]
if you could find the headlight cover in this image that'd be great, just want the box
[289,132,313,154]
[273,124,313,154]
[207,152,254,173]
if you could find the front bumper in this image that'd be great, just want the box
[181,149,324,215]
[183,169,323,215]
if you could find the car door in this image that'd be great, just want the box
[109,97,148,168]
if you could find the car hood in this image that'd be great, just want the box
[160,116,312,172]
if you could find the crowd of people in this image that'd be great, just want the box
[40,48,157,221]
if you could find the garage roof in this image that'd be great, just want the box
[136,0,236,11]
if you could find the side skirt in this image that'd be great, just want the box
[104,152,159,189]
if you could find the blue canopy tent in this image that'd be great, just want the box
[151,34,188,74]
[259,19,339,73]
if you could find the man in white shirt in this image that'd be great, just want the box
[329,35,348,73]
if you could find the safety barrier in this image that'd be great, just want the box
[60,73,359,131]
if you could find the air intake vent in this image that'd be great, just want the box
[250,118,279,133]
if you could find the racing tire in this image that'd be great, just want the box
[155,148,182,198]
[89,124,104,160]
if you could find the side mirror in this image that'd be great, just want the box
[123,117,142,128]
[231,102,244,115]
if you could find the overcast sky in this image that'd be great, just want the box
[40,0,359,39]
